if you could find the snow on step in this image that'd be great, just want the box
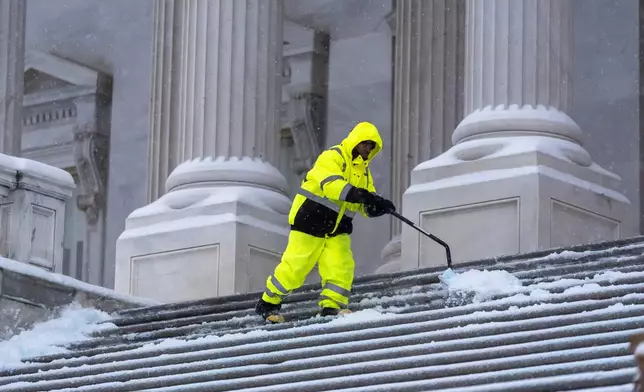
[100,356,635,392]
[1,296,642,391]
[332,369,638,392]
[4,308,641,389]
[7,285,644,375]
[1,236,644,391]
[0,304,640,390]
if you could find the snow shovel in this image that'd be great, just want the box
[389,210,456,282]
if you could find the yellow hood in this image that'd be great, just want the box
[340,122,383,163]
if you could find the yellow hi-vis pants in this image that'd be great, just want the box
[262,230,355,309]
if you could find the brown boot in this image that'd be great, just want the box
[255,298,285,323]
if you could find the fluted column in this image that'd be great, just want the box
[390,0,465,235]
[381,0,464,271]
[147,0,180,202]
[0,0,25,156]
[453,0,580,145]
[147,0,285,200]
[399,0,633,271]
[117,0,291,303]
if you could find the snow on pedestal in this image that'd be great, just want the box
[115,0,291,303]
[400,0,634,270]
[0,153,74,272]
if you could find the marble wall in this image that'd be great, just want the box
[26,0,155,288]
[571,0,641,233]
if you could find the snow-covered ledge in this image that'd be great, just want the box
[0,256,157,340]
[400,0,635,270]
[0,154,75,272]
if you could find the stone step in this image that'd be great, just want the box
[41,283,644,363]
[9,281,644,374]
[450,241,644,275]
[111,270,442,322]
[0,320,639,391]
[561,384,636,392]
[520,262,644,285]
[107,278,442,329]
[1,236,642,392]
[95,262,644,340]
[514,255,644,281]
[49,352,633,392]
[93,283,446,337]
[342,368,637,392]
[469,254,644,285]
[3,294,642,384]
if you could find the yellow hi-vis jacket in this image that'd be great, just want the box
[288,121,383,238]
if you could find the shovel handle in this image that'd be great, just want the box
[390,210,453,269]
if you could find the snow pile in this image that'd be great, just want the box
[0,304,115,370]
[442,269,524,303]
[441,267,634,304]
[0,153,75,187]
[324,309,397,324]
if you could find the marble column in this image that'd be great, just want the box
[0,0,25,156]
[400,0,634,270]
[117,0,291,303]
[146,0,180,203]
[379,0,465,271]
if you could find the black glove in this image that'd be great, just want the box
[365,195,396,217]
[345,187,378,204]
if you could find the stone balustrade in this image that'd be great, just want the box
[0,152,156,340]
[0,154,74,272]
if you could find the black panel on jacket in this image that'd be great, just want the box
[291,198,353,238]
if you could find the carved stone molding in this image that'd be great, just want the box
[280,21,329,177]
[19,51,113,226]
[73,125,108,226]
[287,91,325,175]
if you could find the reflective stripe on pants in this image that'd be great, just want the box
[261,230,355,310]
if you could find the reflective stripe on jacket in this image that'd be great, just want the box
[288,122,383,237]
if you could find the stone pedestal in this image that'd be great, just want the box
[0,154,75,271]
[383,0,465,269]
[0,0,26,155]
[400,0,635,270]
[116,0,291,303]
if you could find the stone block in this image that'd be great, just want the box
[0,153,75,273]
[401,136,635,270]
[115,184,292,303]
